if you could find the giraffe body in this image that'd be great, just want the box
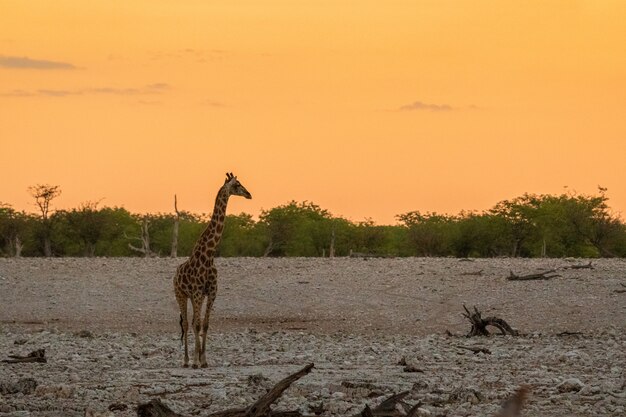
[173,173,251,368]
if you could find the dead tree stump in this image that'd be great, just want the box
[463,305,518,336]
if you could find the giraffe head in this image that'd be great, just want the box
[224,172,252,199]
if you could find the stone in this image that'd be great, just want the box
[557,378,585,393]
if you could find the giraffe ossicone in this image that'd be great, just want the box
[173,172,252,368]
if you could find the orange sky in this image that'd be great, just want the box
[1,1,625,224]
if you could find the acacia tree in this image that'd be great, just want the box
[28,184,61,257]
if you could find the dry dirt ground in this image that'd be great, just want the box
[0,257,625,417]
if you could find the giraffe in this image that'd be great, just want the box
[173,172,252,368]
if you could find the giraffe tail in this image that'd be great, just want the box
[179,314,184,345]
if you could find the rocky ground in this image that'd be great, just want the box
[0,257,625,416]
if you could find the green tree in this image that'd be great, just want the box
[259,201,333,256]
[0,204,35,257]
[63,201,110,256]
[397,212,457,256]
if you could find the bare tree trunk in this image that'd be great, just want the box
[13,236,23,258]
[43,237,52,257]
[263,237,274,257]
[329,225,335,258]
[541,237,546,258]
[86,242,96,257]
[171,194,180,258]
[141,218,151,257]
[128,217,154,257]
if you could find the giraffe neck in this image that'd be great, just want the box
[192,185,230,259]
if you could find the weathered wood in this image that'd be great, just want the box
[557,331,583,337]
[507,269,560,281]
[566,261,593,270]
[244,363,314,417]
[171,194,180,258]
[463,305,518,337]
[460,269,483,276]
[126,217,157,257]
[137,364,313,417]
[2,348,47,363]
[355,391,420,417]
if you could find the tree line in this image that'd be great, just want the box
[1,185,625,258]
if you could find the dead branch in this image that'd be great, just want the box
[460,269,483,276]
[355,391,423,417]
[557,331,583,337]
[564,261,593,270]
[137,364,314,417]
[507,269,560,281]
[463,305,518,337]
[2,349,47,363]
[456,345,492,354]
[243,363,314,417]
[125,217,157,257]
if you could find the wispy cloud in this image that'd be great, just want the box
[0,55,77,70]
[0,84,171,97]
[201,99,226,108]
[396,100,480,112]
[398,101,454,112]
[149,48,227,63]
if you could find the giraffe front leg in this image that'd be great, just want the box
[200,294,216,367]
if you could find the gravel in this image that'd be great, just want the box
[0,257,625,416]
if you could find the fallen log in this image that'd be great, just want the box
[137,364,314,417]
[460,269,483,276]
[564,261,593,270]
[507,269,560,281]
[557,331,583,337]
[2,348,47,364]
[462,305,518,337]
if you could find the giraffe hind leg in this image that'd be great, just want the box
[191,294,203,369]
[175,293,189,367]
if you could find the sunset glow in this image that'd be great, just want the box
[2,1,625,223]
